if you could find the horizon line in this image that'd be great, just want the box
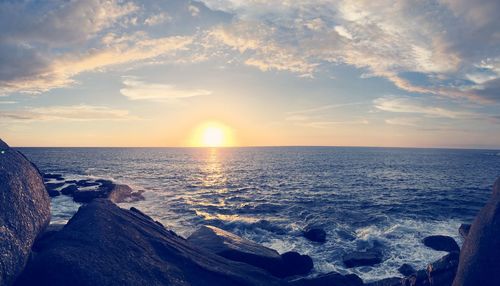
[12,145,500,151]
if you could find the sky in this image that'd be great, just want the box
[0,0,499,148]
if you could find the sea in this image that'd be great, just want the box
[18,147,500,282]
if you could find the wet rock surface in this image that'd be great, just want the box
[303,227,327,243]
[289,271,363,286]
[0,139,51,286]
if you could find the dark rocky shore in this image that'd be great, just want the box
[1,138,499,286]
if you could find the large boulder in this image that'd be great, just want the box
[422,235,460,253]
[458,224,471,239]
[288,272,363,286]
[187,225,312,277]
[16,200,284,286]
[453,177,500,286]
[365,277,402,286]
[0,139,51,285]
[427,252,459,286]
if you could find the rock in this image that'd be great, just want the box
[343,250,383,268]
[453,177,500,286]
[427,252,459,286]
[72,188,109,203]
[16,200,284,286]
[289,272,363,286]
[187,225,312,277]
[458,224,471,239]
[280,251,313,277]
[366,277,403,286]
[42,173,63,180]
[32,224,65,252]
[422,235,460,252]
[108,184,145,203]
[303,227,326,243]
[399,263,417,276]
[0,139,51,285]
[402,269,429,286]
[64,180,77,184]
[60,184,78,195]
[44,182,65,190]
[47,189,61,197]
[75,179,100,187]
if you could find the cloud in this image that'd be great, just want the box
[197,0,500,102]
[120,77,212,101]
[385,117,421,127]
[0,34,193,95]
[0,105,134,122]
[144,13,171,26]
[0,101,17,104]
[373,96,475,119]
[188,5,201,17]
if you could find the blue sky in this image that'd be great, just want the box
[0,0,499,148]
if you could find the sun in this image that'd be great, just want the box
[190,122,234,147]
[201,126,224,147]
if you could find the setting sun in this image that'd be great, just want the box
[189,122,234,147]
[201,126,224,147]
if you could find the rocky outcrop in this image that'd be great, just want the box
[288,272,363,286]
[16,200,284,286]
[399,263,417,276]
[343,249,383,268]
[453,177,500,286]
[422,235,460,253]
[303,227,326,243]
[187,225,313,277]
[71,181,144,203]
[108,184,145,203]
[401,252,459,286]
[0,139,51,286]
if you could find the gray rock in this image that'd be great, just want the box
[422,235,460,253]
[458,224,471,239]
[16,200,284,286]
[187,225,312,277]
[289,272,363,286]
[453,177,500,286]
[343,250,383,268]
[0,139,51,285]
[108,184,145,203]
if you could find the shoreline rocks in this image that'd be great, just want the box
[16,200,285,286]
[187,225,313,278]
[303,227,327,243]
[343,249,383,268]
[0,139,51,286]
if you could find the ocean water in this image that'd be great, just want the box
[19,147,500,281]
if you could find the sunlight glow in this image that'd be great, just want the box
[190,121,234,147]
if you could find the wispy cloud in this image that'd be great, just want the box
[373,96,475,119]
[0,105,135,122]
[287,102,367,115]
[120,77,212,102]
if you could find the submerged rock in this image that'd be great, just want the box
[72,188,109,202]
[422,235,460,253]
[289,271,363,286]
[303,227,327,243]
[458,224,471,239]
[187,225,312,277]
[16,200,284,286]
[343,250,383,268]
[47,189,61,197]
[0,139,51,285]
[453,177,500,286]
[72,181,144,203]
[45,182,65,190]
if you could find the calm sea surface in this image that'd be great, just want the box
[18,147,500,281]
